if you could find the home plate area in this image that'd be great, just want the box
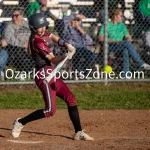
[0,109,149,150]
[7,140,44,144]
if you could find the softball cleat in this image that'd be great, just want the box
[73,130,94,141]
[12,118,24,138]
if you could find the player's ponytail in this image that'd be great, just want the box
[27,35,33,56]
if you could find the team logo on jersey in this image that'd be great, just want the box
[39,17,45,24]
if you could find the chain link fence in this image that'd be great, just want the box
[0,0,150,85]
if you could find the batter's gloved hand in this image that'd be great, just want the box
[66,44,76,60]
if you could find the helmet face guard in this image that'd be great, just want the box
[29,13,49,31]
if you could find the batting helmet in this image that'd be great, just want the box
[28,13,49,30]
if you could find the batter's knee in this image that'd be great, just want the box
[44,109,56,118]
[66,94,77,107]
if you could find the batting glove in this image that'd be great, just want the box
[66,44,76,60]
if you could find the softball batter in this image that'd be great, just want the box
[11,13,94,141]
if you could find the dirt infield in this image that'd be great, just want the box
[0,109,150,150]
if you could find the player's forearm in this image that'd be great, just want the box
[50,34,69,47]
[50,56,66,65]
[50,34,60,43]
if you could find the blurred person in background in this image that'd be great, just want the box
[61,14,95,74]
[99,8,150,77]
[138,0,150,24]
[3,8,31,72]
[93,0,125,44]
[93,0,125,24]
[38,0,58,21]
[0,39,8,81]
[26,0,40,19]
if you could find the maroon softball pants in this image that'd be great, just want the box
[35,66,76,117]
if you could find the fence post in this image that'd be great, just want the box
[104,0,108,84]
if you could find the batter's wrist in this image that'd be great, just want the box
[58,39,69,47]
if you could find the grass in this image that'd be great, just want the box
[0,83,150,109]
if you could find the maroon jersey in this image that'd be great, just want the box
[29,32,76,118]
[30,31,54,70]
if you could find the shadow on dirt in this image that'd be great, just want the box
[0,135,5,138]
[0,127,72,140]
